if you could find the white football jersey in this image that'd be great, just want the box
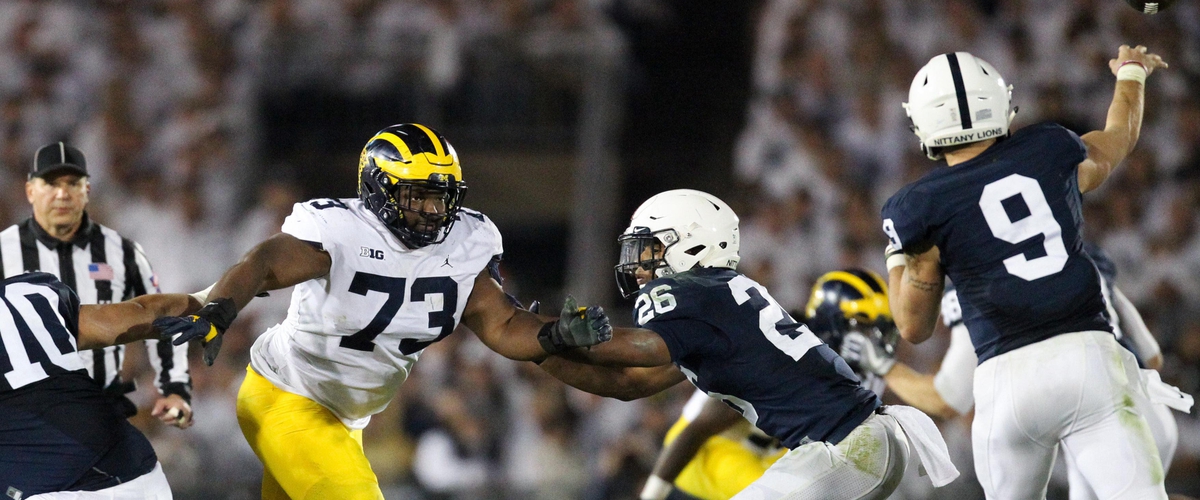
[249,198,502,429]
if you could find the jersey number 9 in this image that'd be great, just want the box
[979,174,1068,281]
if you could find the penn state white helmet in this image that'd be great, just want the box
[904,52,1016,160]
[615,189,740,297]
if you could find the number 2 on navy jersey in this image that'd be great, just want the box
[338,272,458,354]
[728,275,821,361]
[979,174,1068,281]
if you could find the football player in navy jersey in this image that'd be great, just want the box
[540,189,958,499]
[632,269,898,500]
[0,272,200,499]
[882,46,1184,499]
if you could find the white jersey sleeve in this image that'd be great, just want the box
[281,200,333,247]
[933,289,977,415]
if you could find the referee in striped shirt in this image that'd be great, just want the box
[0,142,193,428]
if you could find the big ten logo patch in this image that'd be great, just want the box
[360,247,385,260]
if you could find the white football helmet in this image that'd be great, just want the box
[904,52,1016,160]
[615,189,741,297]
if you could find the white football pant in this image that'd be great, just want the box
[973,331,1167,500]
[732,412,911,500]
[27,463,172,500]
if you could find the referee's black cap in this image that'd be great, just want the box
[31,142,88,179]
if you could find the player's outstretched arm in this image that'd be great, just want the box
[1078,45,1167,193]
[79,294,202,350]
[883,363,960,420]
[157,233,332,365]
[553,325,674,367]
[888,245,944,344]
[462,269,560,361]
[538,356,685,401]
[641,397,743,500]
[207,233,332,310]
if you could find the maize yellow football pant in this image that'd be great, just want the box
[665,417,785,500]
[236,366,384,500]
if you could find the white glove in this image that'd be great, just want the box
[840,331,896,376]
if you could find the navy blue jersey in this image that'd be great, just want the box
[1083,242,1145,365]
[882,123,1111,364]
[1,273,156,496]
[634,268,880,448]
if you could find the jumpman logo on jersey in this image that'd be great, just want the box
[441,256,453,268]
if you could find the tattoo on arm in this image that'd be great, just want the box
[907,275,940,292]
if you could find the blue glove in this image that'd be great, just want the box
[155,298,237,366]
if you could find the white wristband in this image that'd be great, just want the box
[189,283,215,304]
[885,245,907,271]
[1116,62,1147,84]
[639,475,672,500]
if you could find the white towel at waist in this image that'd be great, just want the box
[880,405,960,487]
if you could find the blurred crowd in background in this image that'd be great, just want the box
[1,0,1198,498]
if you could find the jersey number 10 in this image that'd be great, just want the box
[0,284,80,389]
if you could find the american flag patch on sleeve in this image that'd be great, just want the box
[88,263,114,280]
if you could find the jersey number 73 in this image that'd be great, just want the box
[337,272,459,355]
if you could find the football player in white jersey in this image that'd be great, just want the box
[156,124,612,500]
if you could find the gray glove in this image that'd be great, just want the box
[840,330,896,376]
[537,295,613,354]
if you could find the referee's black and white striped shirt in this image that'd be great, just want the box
[0,214,191,402]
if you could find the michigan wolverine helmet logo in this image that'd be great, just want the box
[358,124,467,248]
[804,269,896,354]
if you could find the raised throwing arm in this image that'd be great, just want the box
[1077,45,1167,193]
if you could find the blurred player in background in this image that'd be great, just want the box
[882,46,1186,498]
[0,142,193,429]
[0,272,199,499]
[157,123,611,500]
[844,243,1190,500]
[540,189,957,499]
[635,269,897,500]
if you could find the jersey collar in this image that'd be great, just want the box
[25,212,98,250]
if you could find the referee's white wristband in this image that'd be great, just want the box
[189,283,215,305]
[639,475,672,500]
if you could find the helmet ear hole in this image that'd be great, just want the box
[684,245,706,256]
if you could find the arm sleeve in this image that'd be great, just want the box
[1057,125,1088,167]
[881,188,931,252]
[933,323,977,416]
[281,202,327,249]
[1112,286,1161,363]
[131,243,192,400]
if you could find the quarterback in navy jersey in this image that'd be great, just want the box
[883,47,1181,499]
[0,272,199,499]
[541,189,957,499]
